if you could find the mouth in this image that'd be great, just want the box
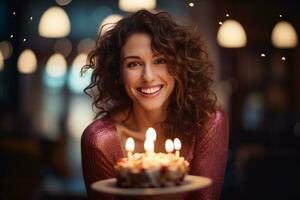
[137,85,163,97]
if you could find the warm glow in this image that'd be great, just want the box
[99,14,122,34]
[54,38,72,57]
[144,139,154,152]
[77,38,95,53]
[0,41,13,59]
[126,137,135,152]
[165,139,174,153]
[46,53,67,77]
[119,0,156,12]
[271,21,298,48]
[0,51,4,71]
[17,49,37,74]
[55,0,72,6]
[173,138,181,150]
[217,19,247,48]
[38,6,71,38]
[146,127,157,141]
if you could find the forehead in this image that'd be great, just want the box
[122,33,154,57]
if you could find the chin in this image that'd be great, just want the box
[137,101,166,112]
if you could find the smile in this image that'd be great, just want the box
[137,85,163,96]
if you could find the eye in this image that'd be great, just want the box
[127,61,142,68]
[154,57,167,65]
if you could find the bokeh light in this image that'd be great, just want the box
[39,6,71,38]
[0,51,4,71]
[55,0,72,6]
[99,14,123,34]
[44,53,67,89]
[0,41,13,59]
[67,53,92,94]
[119,0,156,12]
[54,38,72,57]
[77,38,95,54]
[217,19,247,48]
[271,21,298,48]
[17,49,38,74]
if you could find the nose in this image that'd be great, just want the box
[142,63,155,82]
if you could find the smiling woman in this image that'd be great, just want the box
[121,33,175,112]
[81,10,228,200]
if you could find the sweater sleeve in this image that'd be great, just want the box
[187,110,229,200]
[81,119,122,199]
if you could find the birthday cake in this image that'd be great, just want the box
[115,152,189,188]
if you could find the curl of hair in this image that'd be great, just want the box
[83,10,217,137]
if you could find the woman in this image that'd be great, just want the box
[81,10,228,200]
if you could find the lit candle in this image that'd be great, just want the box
[145,127,156,154]
[144,139,154,152]
[165,139,174,154]
[125,137,135,160]
[146,127,157,141]
[174,138,181,157]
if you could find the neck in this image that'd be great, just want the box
[130,103,167,134]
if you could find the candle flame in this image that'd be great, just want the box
[144,139,154,152]
[146,127,157,141]
[174,138,181,150]
[165,139,174,153]
[125,137,135,152]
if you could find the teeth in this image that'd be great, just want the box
[140,86,161,94]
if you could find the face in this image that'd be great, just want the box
[121,33,175,112]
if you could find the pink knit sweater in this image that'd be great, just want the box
[81,110,228,200]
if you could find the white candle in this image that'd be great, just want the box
[146,127,157,141]
[173,138,181,157]
[144,139,154,153]
[145,127,156,154]
[165,139,174,154]
[125,137,135,160]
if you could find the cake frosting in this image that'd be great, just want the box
[115,152,189,188]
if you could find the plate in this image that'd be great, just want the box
[91,175,212,196]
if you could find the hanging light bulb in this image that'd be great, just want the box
[38,6,71,38]
[17,49,37,74]
[271,21,298,48]
[119,0,156,12]
[217,19,247,48]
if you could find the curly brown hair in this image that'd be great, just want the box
[83,10,217,137]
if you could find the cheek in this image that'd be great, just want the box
[121,69,141,95]
[122,71,136,85]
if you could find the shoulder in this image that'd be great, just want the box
[207,108,228,131]
[81,116,116,148]
[196,108,228,143]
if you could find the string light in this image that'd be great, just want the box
[226,13,230,17]
[189,2,194,7]
[260,53,266,57]
[219,21,223,25]
[30,16,33,20]
[10,35,13,38]
[23,38,27,42]
[12,11,16,15]
[281,56,286,61]
[279,14,282,18]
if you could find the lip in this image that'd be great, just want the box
[137,85,164,98]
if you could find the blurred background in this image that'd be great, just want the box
[0,0,300,199]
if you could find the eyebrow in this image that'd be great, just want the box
[122,54,161,61]
[122,56,140,61]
